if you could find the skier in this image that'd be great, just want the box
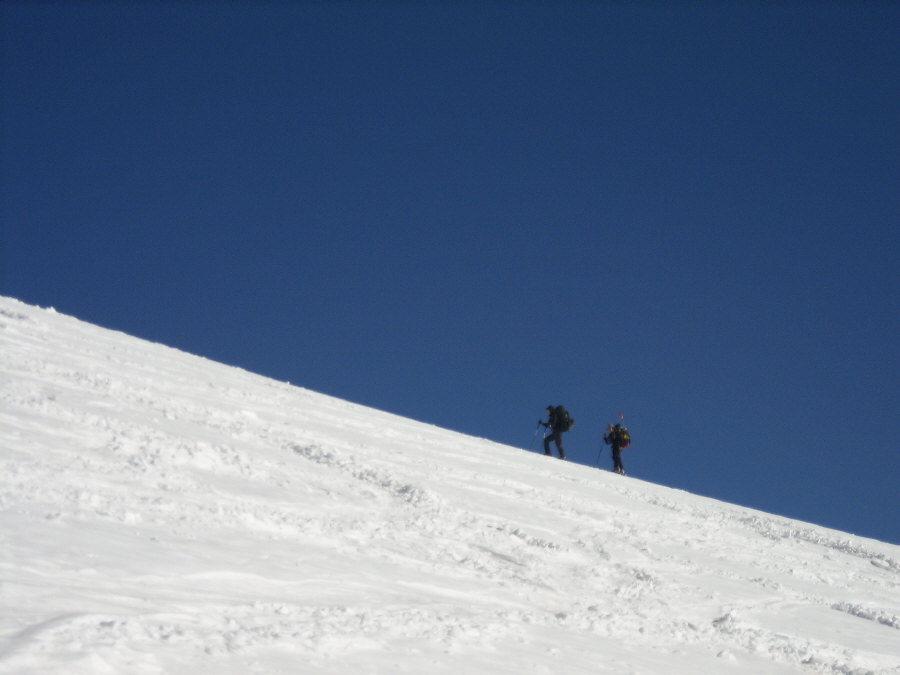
[603,423,628,475]
[540,405,569,460]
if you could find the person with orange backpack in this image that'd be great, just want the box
[603,422,631,475]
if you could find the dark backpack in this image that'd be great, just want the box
[555,406,574,431]
[616,426,631,448]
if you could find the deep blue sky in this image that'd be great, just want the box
[3,2,898,544]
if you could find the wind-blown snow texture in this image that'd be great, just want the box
[1,296,898,675]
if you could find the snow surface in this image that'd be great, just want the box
[1,295,898,675]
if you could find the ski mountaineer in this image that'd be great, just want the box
[603,423,627,475]
[540,405,568,460]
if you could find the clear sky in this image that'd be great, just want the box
[2,1,898,544]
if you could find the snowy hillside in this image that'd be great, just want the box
[1,296,898,675]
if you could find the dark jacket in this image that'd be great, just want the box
[545,407,567,433]
[604,425,624,449]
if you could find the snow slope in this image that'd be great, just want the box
[1,296,898,675]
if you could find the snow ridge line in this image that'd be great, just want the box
[287,440,574,595]
[612,481,899,571]
[290,443,439,509]
[830,603,900,630]
[287,441,565,551]
[0,307,30,323]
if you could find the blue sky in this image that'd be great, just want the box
[2,2,898,545]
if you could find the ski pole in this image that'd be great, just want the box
[528,421,543,451]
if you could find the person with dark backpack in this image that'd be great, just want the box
[540,405,572,459]
[603,423,630,475]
